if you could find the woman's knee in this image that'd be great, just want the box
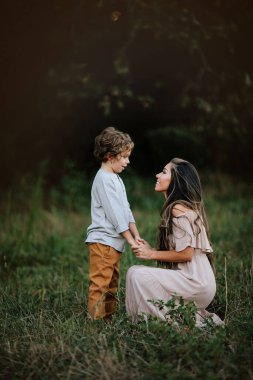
[126,265,146,283]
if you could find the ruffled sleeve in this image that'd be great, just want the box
[172,211,213,253]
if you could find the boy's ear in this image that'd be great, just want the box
[105,153,114,162]
[107,153,118,161]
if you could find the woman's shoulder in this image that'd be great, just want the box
[172,204,196,218]
[172,205,199,226]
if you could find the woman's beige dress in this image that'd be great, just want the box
[125,211,223,327]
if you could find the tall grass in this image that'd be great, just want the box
[0,170,252,379]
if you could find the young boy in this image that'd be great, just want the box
[85,127,141,320]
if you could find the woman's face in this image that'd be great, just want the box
[155,162,172,195]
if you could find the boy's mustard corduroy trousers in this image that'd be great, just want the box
[87,243,121,320]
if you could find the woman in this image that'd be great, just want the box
[126,158,223,327]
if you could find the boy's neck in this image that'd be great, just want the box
[101,162,114,173]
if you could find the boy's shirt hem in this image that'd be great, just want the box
[85,235,125,253]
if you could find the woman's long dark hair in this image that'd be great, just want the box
[157,158,213,267]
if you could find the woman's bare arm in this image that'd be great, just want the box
[133,244,193,262]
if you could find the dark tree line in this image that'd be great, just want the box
[0,0,252,186]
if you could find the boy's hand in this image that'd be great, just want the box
[135,237,144,244]
[130,242,139,250]
[136,238,152,249]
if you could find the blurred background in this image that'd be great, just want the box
[1,0,253,187]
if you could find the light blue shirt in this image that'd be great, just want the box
[85,168,135,252]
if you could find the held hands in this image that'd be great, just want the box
[129,236,142,250]
[129,235,144,250]
[132,240,155,260]
[128,231,154,259]
[129,236,150,251]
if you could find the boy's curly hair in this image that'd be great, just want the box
[94,127,134,162]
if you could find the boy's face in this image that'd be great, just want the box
[111,149,131,173]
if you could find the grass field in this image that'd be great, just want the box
[0,170,252,379]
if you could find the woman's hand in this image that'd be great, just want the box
[132,242,155,260]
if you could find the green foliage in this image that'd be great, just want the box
[0,173,252,379]
[1,1,252,186]
[149,295,197,330]
[37,0,253,178]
